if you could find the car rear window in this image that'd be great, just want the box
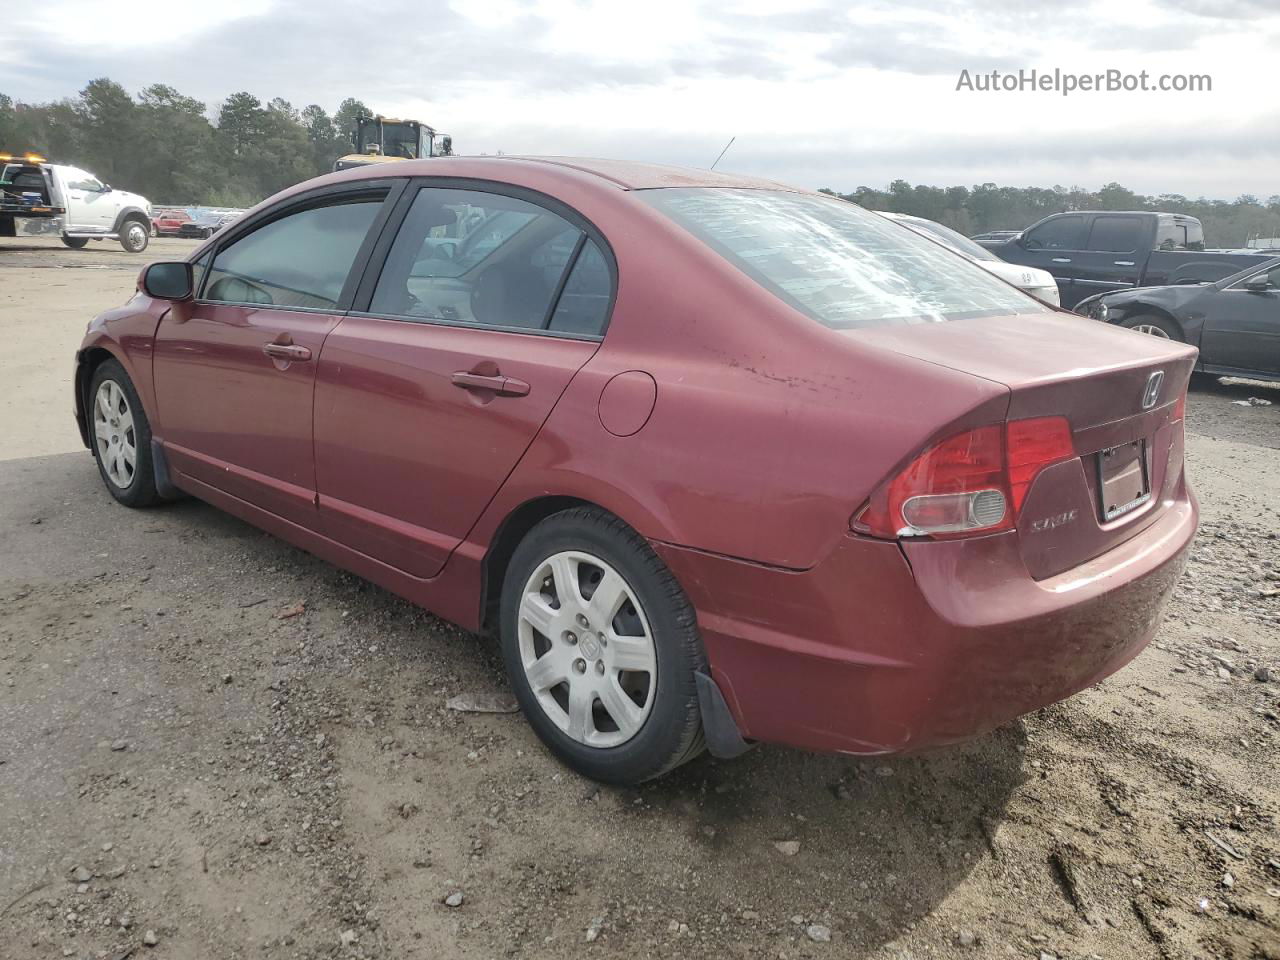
[641,189,1047,330]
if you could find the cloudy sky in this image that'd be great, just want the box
[3,0,1277,198]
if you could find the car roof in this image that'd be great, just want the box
[331,155,800,192]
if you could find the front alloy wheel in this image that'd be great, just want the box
[87,359,161,507]
[93,379,137,489]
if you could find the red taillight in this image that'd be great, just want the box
[853,416,1076,540]
[1007,417,1074,513]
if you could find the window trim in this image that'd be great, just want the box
[347,177,618,341]
[194,179,407,312]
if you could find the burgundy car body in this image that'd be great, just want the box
[74,157,1198,758]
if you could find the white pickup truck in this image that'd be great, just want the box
[0,154,153,252]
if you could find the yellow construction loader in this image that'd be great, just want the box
[334,116,453,171]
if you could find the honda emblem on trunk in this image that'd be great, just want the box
[1142,371,1165,410]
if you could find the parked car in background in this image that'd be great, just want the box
[1,153,151,251]
[152,209,191,237]
[177,213,219,239]
[1080,258,1280,382]
[880,212,1061,305]
[979,211,1271,309]
[74,157,1196,784]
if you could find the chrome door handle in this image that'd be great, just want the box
[263,342,312,362]
[451,371,530,397]
[1051,257,1072,263]
[1114,261,1135,266]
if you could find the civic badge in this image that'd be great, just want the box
[1142,371,1165,410]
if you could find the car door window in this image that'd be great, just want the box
[1229,264,1280,292]
[369,187,603,333]
[203,197,384,309]
[549,239,612,335]
[65,169,104,192]
[1088,216,1143,253]
[1023,216,1086,250]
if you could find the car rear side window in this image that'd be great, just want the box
[1088,216,1143,253]
[203,197,384,310]
[549,240,611,335]
[368,187,607,335]
[642,188,1046,330]
[1022,215,1086,251]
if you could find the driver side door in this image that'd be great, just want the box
[1202,263,1280,376]
[1016,214,1088,308]
[61,168,116,231]
[153,184,398,529]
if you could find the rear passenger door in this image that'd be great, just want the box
[1072,215,1148,298]
[313,184,614,578]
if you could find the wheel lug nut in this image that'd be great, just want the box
[573,658,586,674]
[598,633,607,647]
[564,631,577,645]
[594,661,605,675]
[576,613,589,628]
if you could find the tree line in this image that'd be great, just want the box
[3,79,1278,246]
[0,79,373,207]
[822,181,1280,249]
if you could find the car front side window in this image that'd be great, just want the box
[368,187,606,334]
[1231,264,1280,292]
[66,170,104,192]
[1022,215,1087,251]
[203,196,385,310]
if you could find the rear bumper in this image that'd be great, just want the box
[654,488,1196,756]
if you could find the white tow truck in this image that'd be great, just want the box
[1,152,153,252]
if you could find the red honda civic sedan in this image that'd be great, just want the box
[74,158,1198,784]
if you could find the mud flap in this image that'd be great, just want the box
[695,671,754,759]
[150,439,183,500]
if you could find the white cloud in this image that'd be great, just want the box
[2,0,1277,198]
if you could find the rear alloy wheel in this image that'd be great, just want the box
[89,360,161,507]
[517,550,658,748]
[1122,314,1181,341]
[61,236,89,249]
[500,508,706,784]
[120,219,149,253]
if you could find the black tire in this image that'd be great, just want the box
[61,236,89,249]
[499,507,706,784]
[87,360,162,508]
[119,218,149,253]
[1120,314,1183,341]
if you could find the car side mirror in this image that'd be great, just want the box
[99,183,111,192]
[1243,275,1272,293]
[141,261,193,300]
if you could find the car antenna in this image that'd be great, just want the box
[710,136,736,171]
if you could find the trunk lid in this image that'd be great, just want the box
[851,312,1197,579]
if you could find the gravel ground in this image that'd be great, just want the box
[1,237,1278,959]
